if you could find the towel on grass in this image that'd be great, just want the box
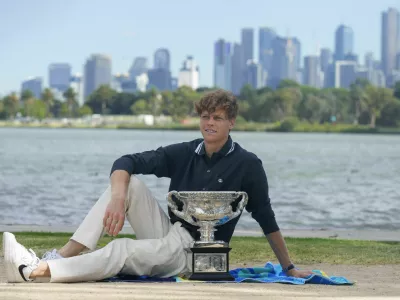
[102,261,354,285]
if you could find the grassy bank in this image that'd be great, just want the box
[1,120,400,134]
[1,232,399,265]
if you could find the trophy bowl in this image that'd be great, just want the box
[167,191,248,244]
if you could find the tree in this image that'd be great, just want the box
[20,90,34,103]
[1,93,19,119]
[364,86,394,128]
[79,105,93,116]
[393,81,400,99]
[130,99,150,115]
[63,87,78,117]
[24,100,47,120]
[168,86,199,121]
[349,79,370,124]
[41,88,54,117]
[377,98,400,127]
[277,79,300,89]
[86,85,116,114]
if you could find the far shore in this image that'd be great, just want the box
[1,225,399,242]
[2,121,400,134]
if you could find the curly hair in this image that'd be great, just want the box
[194,89,239,120]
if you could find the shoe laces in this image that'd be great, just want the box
[42,249,60,261]
[23,249,40,268]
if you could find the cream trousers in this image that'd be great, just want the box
[47,176,194,283]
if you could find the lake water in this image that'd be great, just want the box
[0,127,399,231]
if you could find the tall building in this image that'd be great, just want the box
[147,69,172,91]
[154,48,171,71]
[21,77,42,99]
[213,39,232,91]
[241,28,254,68]
[397,53,400,70]
[259,27,276,76]
[303,56,320,88]
[129,57,148,79]
[178,56,200,90]
[83,54,112,100]
[269,37,297,88]
[364,52,375,70]
[292,38,302,70]
[334,25,354,61]
[320,48,333,72]
[49,63,71,93]
[381,7,400,85]
[231,43,243,95]
[334,61,357,89]
[112,73,136,93]
[245,60,263,89]
[148,49,172,91]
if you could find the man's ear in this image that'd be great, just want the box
[229,118,236,129]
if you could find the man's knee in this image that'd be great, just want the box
[128,176,148,195]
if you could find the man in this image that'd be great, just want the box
[3,89,313,283]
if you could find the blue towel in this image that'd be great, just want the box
[228,262,353,285]
[102,261,354,285]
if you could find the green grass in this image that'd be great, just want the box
[1,232,399,265]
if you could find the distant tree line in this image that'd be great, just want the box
[1,79,400,128]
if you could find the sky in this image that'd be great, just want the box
[0,0,399,95]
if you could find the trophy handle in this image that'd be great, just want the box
[167,191,197,226]
[230,191,248,219]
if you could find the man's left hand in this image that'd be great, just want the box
[286,268,315,278]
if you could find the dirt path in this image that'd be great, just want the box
[1,256,400,299]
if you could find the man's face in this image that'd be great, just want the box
[199,108,235,143]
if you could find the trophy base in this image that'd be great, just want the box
[189,272,235,281]
[189,246,233,281]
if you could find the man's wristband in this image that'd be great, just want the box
[282,263,296,273]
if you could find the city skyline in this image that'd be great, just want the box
[1,0,399,95]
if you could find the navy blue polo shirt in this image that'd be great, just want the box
[110,135,279,242]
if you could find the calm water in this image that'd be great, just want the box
[0,128,399,231]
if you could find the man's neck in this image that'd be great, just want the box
[204,137,229,158]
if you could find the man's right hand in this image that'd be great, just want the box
[103,198,126,236]
[105,170,131,236]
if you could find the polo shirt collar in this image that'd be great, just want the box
[194,135,235,157]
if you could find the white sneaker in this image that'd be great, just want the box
[3,232,40,283]
[41,249,63,261]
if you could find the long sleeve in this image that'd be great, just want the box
[242,157,280,235]
[110,142,185,178]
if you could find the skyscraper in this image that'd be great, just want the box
[231,43,243,95]
[269,37,297,88]
[258,27,276,75]
[292,37,302,70]
[129,57,148,79]
[148,49,172,91]
[49,63,71,93]
[381,7,400,85]
[303,56,320,88]
[320,48,333,72]
[154,48,171,71]
[21,77,43,99]
[334,61,357,89]
[245,60,263,89]
[83,54,112,100]
[241,28,254,68]
[213,39,232,91]
[334,25,354,61]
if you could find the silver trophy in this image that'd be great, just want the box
[167,191,248,281]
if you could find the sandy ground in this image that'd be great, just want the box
[1,257,400,300]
